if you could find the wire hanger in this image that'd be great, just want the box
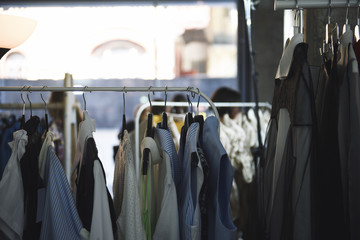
[186,87,194,128]
[160,86,168,129]
[194,88,204,135]
[41,86,49,132]
[146,86,154,138]
[143,86,155,176]
[355,0,360,41]
[26,86,32,117]
[20,86,26,129]
[120,86,127,140]
[82,86,87,111]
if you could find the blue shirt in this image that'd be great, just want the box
[202,116,237,240]
[179,122,203,240]
[155,124,181,189]
[40,145,83,240]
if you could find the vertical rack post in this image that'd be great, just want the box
[64,73,73,182]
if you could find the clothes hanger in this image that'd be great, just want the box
[194,88,204,137]
[146,86,154,138]
[20,86,26,129]
[120,86,127,141]
[26,86,33,118]
[40,86,49,133]
[160,86,168,129]
[82,86,91,120]
[343,0,351,34]
[274,0,304,80]
[25,86,40,135]
[185,87,194,129]
[143,86,155,175]
[323,2,333,58]
[354,1,360,42]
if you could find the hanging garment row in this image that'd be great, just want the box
[0,86,242,240]
[129,100,271,239]
[260,5,360,240]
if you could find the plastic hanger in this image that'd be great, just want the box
[355,1,360,42]
[120,87,127,141]
[160,86,168,129]
[40,86,49,132]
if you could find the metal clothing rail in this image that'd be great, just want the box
[275,0,359,10]
[0,103,63,109]
[0,86,219,120]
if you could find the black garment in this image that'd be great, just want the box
[197,147,209,240]
[76,137,118,239]
[20,116,44,240]
[234,165,257,240]
[313,42,347,240]
[263,43,316,240]
[337,41,360,240]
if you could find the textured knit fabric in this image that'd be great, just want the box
[179,122,203,240]
[113,135,126,218]
[0,130,27,240]
[202,116,237,240]
[40,145,83,240]
[113,130,145,240]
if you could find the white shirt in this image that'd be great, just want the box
[0,130,28,240]
[90,160,114,240]
[114,130,145,240]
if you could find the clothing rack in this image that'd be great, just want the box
[0,86,220,181]
[275,0,359,10]
[134,101,271,181]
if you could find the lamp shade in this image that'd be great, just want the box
[0,13,37,49]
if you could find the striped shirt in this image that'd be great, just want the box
[40,146,83,240]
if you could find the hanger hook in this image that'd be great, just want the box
[196,88,201,115]
[41,86,47,115]
[328,0,331,24]
[358,0,360,25]
[26,86,32,117]
[164,86,168,109]
[186,87,193,113]
[123,86,126,115]
[21,86,26,115]
[346,0,350,25]
[148,86,153,113]
[20,85,26,105]
[83,86,88,111]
